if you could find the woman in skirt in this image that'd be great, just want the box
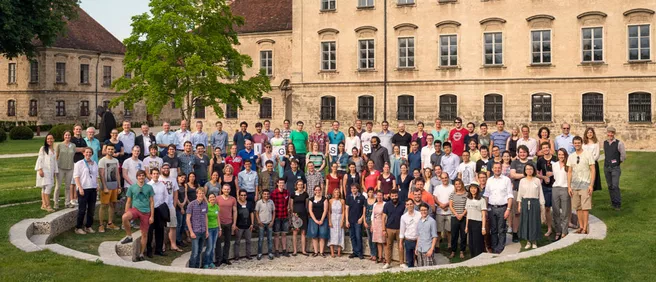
[465,182,487,258]
[371,190,386,263]
[583,127,602,191]
[517,164,546,249]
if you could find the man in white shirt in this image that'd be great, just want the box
[73,148,99,235]
[118,120,135,159]
[399,199,421,268]
[421,134,436,169]
[483,162,514,254]
[360,121,378,145]
[159,163,181,251]
[144,145,164,180]
[98,146,122,233]
[432,172,454,251]
[517,125,538,160]
[146,168,168,257]
[175,120,191,152]
[122,146,144,188]
[457,151,476,186]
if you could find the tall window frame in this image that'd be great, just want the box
[56,100,66,116]
[484,32,503,65]
[484,94,503,121]
[260,50,273,76]
[29,99,38,117]
[531,30,552,64]
[80,64,89,84]
[56,62,66,83]
[321,41,337,71]
[531,93,552,122]
[320,96,336,120]
[628,92,651,122]
[358,96,374,120]
[582,27,603,62]
[80,101,90,117]
[194,99,205,119]
[628,24,650,61]
[7,100,16,117]
[398,37,415,68]
[8,63,16,84]
[439,94,458,121]
[225,104,238,119]
[103,66,112,86]
[260,97,272,119]
[581,93,604,122]
[358,39,375,70]
[439,34,458,67]
[397,95,415,121]
[29,61,39,83]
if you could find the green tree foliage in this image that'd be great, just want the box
[0,0,80,58]
[112,0,271,121]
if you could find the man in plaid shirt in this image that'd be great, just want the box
[271,179,291,257]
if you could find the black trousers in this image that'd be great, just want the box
[450,216,467,253]
[215,223,232,263]
[146,209,165,255]
[490,205,508,253]
[468,220,484,258]
[76,189,97,229]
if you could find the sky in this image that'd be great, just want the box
[80,0,151,41]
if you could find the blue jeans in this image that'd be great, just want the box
[176,210,186,244]
[203,227,219,267]
[366,227,377,257]
[404,240,417,268]
[189,233,206,268]
[258,225,273,254]
[349,223,363,257]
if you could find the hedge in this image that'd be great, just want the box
[0,129,6,143]
[50,124,75,142]
[9,126,34,140]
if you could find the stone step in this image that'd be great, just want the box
[171,252,191,267]
[29,234,49,246]
[98,241,123,261]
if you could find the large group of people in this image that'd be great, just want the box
[35,117,626,269]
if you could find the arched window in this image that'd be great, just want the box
[7,100,16,117]
[484,94,503,121]
[397,95,414,121]
[320,96,336,120]
[531,93,552,122]
[358,96,374,120]
[28,100,38,117]
[628,92,651,122]
[582,93,603,122]
[80,100,90,116]
[260,97,272,119]
[439,94,457,121]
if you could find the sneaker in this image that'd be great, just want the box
[74,228,87,235]
[257,254,263,260]
[98,225,106,233]
[400,263,408,269]
[203,265,209,269]
[121,236,133,244]
[282,251,290,257]
[507,227,513,234]
[382,263,390,269]
[209,263,216,269]
[70,200,77,207]
[348,254,356,258]
[512,233,519,243]
[274,251,280,258]
[268,254,274,260]
[106,223,120,231]
[85,227,95,234]
[135,254,145,262]
[245,256,252,260]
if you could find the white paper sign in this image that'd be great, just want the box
[362,141,372,154]
[274,146,286,156]
[253,143,262,155]
[400,146,408,158]
[329,144,338,156]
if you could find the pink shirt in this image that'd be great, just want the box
[217,195,237,225]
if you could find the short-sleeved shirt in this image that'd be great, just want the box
[122,158,143,187]
[162,155,180,179]
[567,151,595,190]
[236,202,253,229]
[449,192,468,215]
[433,184,454,215]
[431,129,449,144]
[478,133,491,149]
[217,195,236,225]
[155,131,178,152]
[416,216,438,252]
[465,198,487,221]
[103,140,124,157]
[238,149,258,171]
[491,131,511,152]
[178,152,195,176]
[536,156,555,188]
[378,130,395,154]
[457,161,477,186]
[378,174,396,195]
[84,137,102,163]
[284,169,306,195]
[309,131,329,153]
[71,136,87,163]
[271,188,290,219]
[346,193,366,224]
[383,201,405,229]
[391,132,412,148]
[207,204,220,229]
[449,128,469,156]
[186,200,208,234]
[144,156,163,173]
[255,199,275,224]
[193,154,210,180]
[407,151,422,173]
[127,183,154,213]
[328,130,345,145]
[233,131,253,152]
[158,175,179,208]
[98,157,119,189]
[290,130,309,154]
[252,133,268,146]
[510,159,535,190]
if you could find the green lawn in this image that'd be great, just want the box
[0,138,44,154]
[0,152,655,281]
[0,157,69,205]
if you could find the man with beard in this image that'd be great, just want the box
[382,190,406,269]
[367,136,390,172]
[159,163,182,252]
[146,168,168,257]
[392,122,412,148]
[411,189,434,217]
[144,145,163,180]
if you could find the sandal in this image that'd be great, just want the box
[171,248,184,252]
[554,234,561,241]
[292,252,298,256]
[370,256,377,261]
[321,253,326,258]
[544,231,552,237]
[312,253,318,257]
[45,207,55,212]
[459,252,465,259]
[301,252,309,256]
[574,229,583,234]
[449,252,455,259]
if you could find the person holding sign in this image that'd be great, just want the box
[330,142,349,175]
[238,140,258,172]
[259,142,278,173]
[345,127,361,157]
[281,143,298,172]
[367,136,390,172]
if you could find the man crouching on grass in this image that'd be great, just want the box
[120,170,155,262]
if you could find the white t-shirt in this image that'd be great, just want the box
[148,180,169,208]
[551,161,568,188]
[98,157,119,189]
[144,156,163,172]
[457,161,477,186]
[420,146,436,169]
[122,158,143,187]
[567,150,595,190]
[158,175,179,208]
[345,136,361,156]
[432,184,455,215]
[360,131,378,144]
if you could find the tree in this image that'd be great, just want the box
[112,0,271,121]
[0,0,80,58]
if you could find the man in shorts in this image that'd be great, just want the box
[159,163,181,251]
[120,170,154,262]
[432,172,454,251]
[271,179,290,257]
[98,146,122,233]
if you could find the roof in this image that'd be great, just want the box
[45,8,126,54]
[230,0,292,34]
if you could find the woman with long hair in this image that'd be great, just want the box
[396,164,412,204]
[102,129,125,159]
[345,126,361,157]
[269,128,286,177]
[551,148,570,241]
[389,145,406,179]
[500,151,512,177]
[583,127,602,191]
[175,174,188,247]
[281,143,298,172]
[203,193,220,269]
[56,131,76,209]
[308,185,329,257]
[409,168,423,194]
[36,134,58,212]
[328,189,345,257]
[364,187,378,261]
[362,159,380,193]
[184,172,199,243]
[517,164,546,249]
[377,162,396,201]
[290,180,309,256]
[209,147,225,178]
[465,183,487,258]
[260,142,278,173]
[349,147,365,174]
[371,190,386,263]
[506,126,520,159]
[449,179,468,259]
[343,162,361,199]
[536,127,555,157]
[325,162,342,197]
[204,171,221,196]
[307,141,326,174]
[220,164,239,198]
[330,142,349,175]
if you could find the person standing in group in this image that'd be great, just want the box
[478,123,491,149]
[260,142,279,173]
[193,144,210,186]
[509,145,535,242]
[555,123,575,155]
[346,184,366,259]
[210,121,229,156]
[136,124,156,160]
[237,139,258,172]
[490,119,510,152]
[420,134,436,170]
[431,118,449,145]
[290,121,309,171]
[176,120,192,153]
[412,121,428,150]
[146,168,168,257]
[415,203,439,267]
[84,127,101,163]
[448,117,468,157]
[259,160,278,196]
[255,189,275,260]
[56,131,76,209]
[465,182,487,257]
[269,129,286,176]
[457,151,476,186]
[281,143,298,172]
[583,127,602,192]
[433,172,454,252]
[407,141,422,174]
[73,148,99,234]
[506,126,520,159]
[349,147,365,174]
[263,120,275,141]
[102,129,125,161]
[484,162,514,254]
[120,170,154,262]
[551,148,570,241]
[360,121,378,147]
[536,127,555,158]
[122,146,144,190]
[204,193,220,269]
[370,190,386,263]
[382,190,406,269]
[144,144,163,180]
[98,146,121,232]
[163,144,181,182]
[309,122,329,155]
[159,163,182,252]
[449,179,468,259]
[225,144,243,177]
[389,145,404,179]
[567,136,595,234]
[290,180,309,256]
[118,121,135,160]
[345,127,362,157]
[307,141,326,174]
[354,120,364,137]
[326,162,342,197]
[156,122,178,157]
[234,121,253,152]
[271,179,291,257]
[464,122,479,148]
[476,172,492,252]
[399,199,421,268]
[603,127,626,211]
[536,142,555,238]
[184,173,200,242]
[476,146,491,176]
[70,125,87,206]
[517,164,546,249]
[216,184,237,266]
[440,142,460,182]
[186,188,208,268]
[175,174,188,247]
[328,189,345,257]
[331,142,349,175]
[238,159,259,210]
[468,139,481,163]
[429,140,444,171]
[367,137,390,172]
[252,122,269,148]
[517,125,539,160]
[396,164,413,204]
[392,122,412,149]
[191,121,208,150]
[233,190,255,260]
[362,160,380,195]
[281,120,292,147]
[308,186,329,257]
[36,134,58,212]
[178,141,195,178]
[328,121,346,147]
[379,121,394,154]
[486,146,502,172]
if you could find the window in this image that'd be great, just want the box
[226,104,238,119]
[260,50,273,76]
[8,63,16,84]
[531,93,552,122]
[103,66,112,86]
[80,64,89,84]
[484,32,503,65]
[582,27,603,62]
[629,92,651,122]
[103,100,111,110]
[358,0,374,8]
[358,96,374,120]
[531,30,551,64]
[30,61,38,83]
[171,101,177,109]
[194,99,205,119]
[321,0,335,10]
[80,101,90,116]
[124,106,132,117]
[56,62,66,83]
[29,100,37,117]
[7,100,15,116]
[582,93,603,122]
[439,35,458,66]
[484,94,503,121]
[628,25,650,61]
[398,37,415,68]
[439,95,457,121]
[398,0,414,4]
[259,98,272,119]
[321,41,336,71]
[320,96,336,120]
[56,100,66,116]
[358,39,375,69]
[124,68,132,79]
[397,95,414,120]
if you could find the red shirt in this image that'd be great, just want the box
[326,173,341,195]
[449,128,469,156]
[421,190,435,206]
[225,155,243,176]
[271,188,290,219]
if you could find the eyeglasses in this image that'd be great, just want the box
[577,156,580,164]
[239,194,247,197]
[562,127,570,130]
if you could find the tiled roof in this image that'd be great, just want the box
[46,8,126,54]
[230,0,293,34]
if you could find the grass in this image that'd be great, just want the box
[0,152,655,281]
[0,138,44,155]
[0,157,69,205]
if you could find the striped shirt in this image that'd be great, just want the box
[449,192,468,215]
